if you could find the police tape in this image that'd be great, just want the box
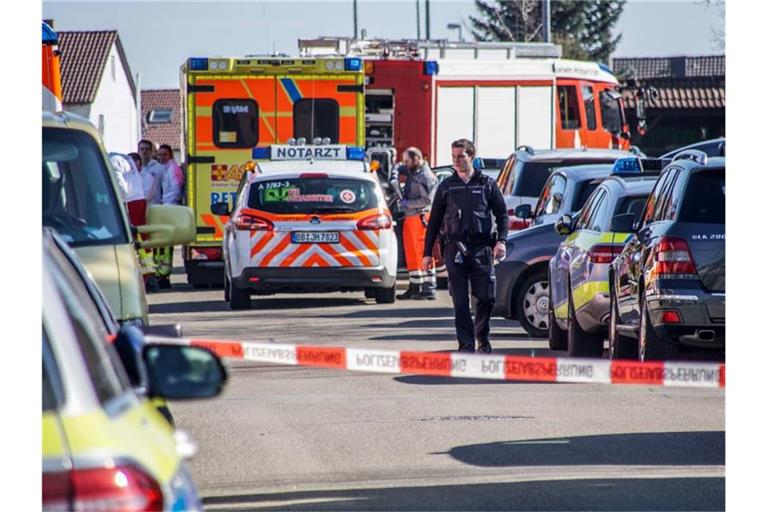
[164,338,725,389]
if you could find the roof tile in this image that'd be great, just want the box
[141,89,181,151]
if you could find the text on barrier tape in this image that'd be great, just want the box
[179,339,724,389]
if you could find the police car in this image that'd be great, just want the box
[213,143,398,309]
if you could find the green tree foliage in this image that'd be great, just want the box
[469,0,626,63]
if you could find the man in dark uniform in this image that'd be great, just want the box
[423,139,508,353]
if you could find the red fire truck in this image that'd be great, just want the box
[299,38,629,168]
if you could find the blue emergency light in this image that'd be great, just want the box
[251,147,271,159]
[598,63,613,75]
[472,157,484,169]
[423,61,439,76]
[344,57,362,71]
[346,146,366,161]
[42,22,57,44]
[612,157,641,174]
[188,58,209,71]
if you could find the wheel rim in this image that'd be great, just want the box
[523,280,549,330]
[639,300,647,361]
[609,294,617,357]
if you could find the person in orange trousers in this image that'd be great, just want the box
[390,147,438,300]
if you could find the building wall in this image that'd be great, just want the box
[87,43,138,153]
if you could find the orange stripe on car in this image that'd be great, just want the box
[280,243,313,267]
[338,235,372,266]
[260,235,292,266]
[250,231,276,259]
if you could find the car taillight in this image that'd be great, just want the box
[587,244,623,264]
[233,213,273,231]
[357,213,392,230]
[191,247,222,260]
[43,465,164,511]
[652,236,697,276]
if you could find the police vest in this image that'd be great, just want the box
[439,173,497,245]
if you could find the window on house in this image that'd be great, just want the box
[147,109,172,124]
[110,55,116,81]
[293,99,339,143]
[557,86,581,130]
[98,114,105,136]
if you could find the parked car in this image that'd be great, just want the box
[493,164,616,337]
[660,137,725,159]
[42,111,195,326]
[609,155,725,360]
[42,232,228,511]
[548,172,658,356]
[494,147,634,232]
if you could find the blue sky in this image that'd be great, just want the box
[42,1,725,89]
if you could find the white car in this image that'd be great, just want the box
[215,145,398,309]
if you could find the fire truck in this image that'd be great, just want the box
[180,56,366,286]
[298,38,629,169]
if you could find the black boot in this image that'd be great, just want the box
[412,282,437,300]
[396,283,418,300]
[477,340,493,354]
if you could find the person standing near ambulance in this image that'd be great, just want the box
[137,139,163,205]
[390,147,438,300]
[423,139,508,353]
[154,144,185,289]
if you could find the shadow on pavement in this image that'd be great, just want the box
[202,477,724,511]
[446,431,724,467]
[315,307,455,319]
[150,297,368,314]
[394,375,539,386]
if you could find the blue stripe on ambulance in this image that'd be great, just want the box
[280,78,302,103]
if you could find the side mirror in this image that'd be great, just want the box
[113,324,149,395]
[611,213,636,233]
[210,201,231,216]
[514,204,532,220]
[141,323,183,338]
[137,205,195,248]
[143,344,228,400]
[555,214,574,236]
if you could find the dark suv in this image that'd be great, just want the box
[608,154,725,361]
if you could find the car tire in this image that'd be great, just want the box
[567,288,604,357]
[364,288,376,299]
[548,287,567,351]
[436,276,449,290]
[514,270,549,338]
[228,277,251,310]
[608,286,637,359]
[223,273,230,302]
[639,290,678,361]
[375,283,396,304]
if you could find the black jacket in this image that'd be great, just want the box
[424,169,509,255]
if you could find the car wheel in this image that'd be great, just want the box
[567,288,604,357]
[639,290,678,361]
[374,283,396,304]
[436,276,449,290]
[515,270,549,338]
[364,288,376,299]
[548,287,567,350]
[228,277,251,310]
[223,273,231,302]
[608,286,637,359]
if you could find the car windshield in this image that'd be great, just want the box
[679,170,725,224]
[42,128,127,246]
[248,177,379,214]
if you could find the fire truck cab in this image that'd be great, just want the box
[180,56,366,286]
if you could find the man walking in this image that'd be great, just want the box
[155,144,185,289]
[423,139,508,353]
[391,147,438,300]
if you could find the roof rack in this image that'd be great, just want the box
[673,149,708,166]
[516,145,535,155]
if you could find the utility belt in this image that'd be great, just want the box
[441,235,496,254]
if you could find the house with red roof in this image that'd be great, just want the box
[141,89,181,161]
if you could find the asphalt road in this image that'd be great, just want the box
[148,271,724,511]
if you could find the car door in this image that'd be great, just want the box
[569,187,609,312]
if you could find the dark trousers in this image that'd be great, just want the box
[444,242,497,351]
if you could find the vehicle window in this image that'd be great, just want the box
[294,99,340,143]
[42,128,127,247]
[557,86,581,130]
[213,99,259,148]
[43,328,64,412]
[641,169,674,226]
[660,170,687,221]
[599,90,622,133]
[653,169,680,222]
[679,170,725,224]
[249,178,379,214]
[497,156,515,195]
[586,190,609,231]
[510,159,614,198]
[573,181,601,212]
[616,195,649,225]
[536,174,567,216]
[575,188,602,230]
[50,255,131,405]
[582,85,596,130]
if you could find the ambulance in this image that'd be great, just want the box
[211,142,398,309]
[298,38,630,168]
[180,56,366,286]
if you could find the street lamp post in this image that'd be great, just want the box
[447,23,463,42]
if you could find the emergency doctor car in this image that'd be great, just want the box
[213,144,398,309]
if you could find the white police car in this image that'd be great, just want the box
[213,144,398,308]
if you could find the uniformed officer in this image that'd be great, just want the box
[390,147,438,300]
[423,139,508,353]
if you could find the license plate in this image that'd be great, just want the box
[291,231,340,244]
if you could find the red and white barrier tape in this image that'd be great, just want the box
[161,338,725,389]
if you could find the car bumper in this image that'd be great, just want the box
[233,266,396,293]
[576,292,611,333]
[646,290,725,348]
[493,260,527,318]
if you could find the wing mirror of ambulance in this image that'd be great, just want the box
[555,214,574,236]
[210,201,232,216]
[611,213,636,233]
[136,204,196,249]
[514,204,532,220]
